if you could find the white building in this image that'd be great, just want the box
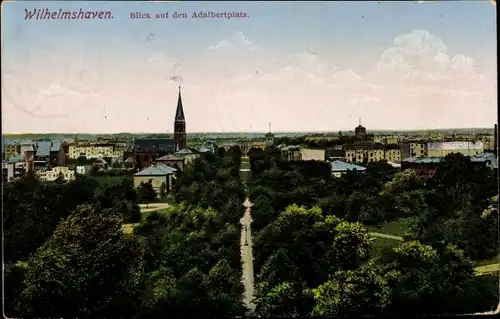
[134,164,178,194]
[426,141,484,157]
[37,166,75,182]
[76,165,92,175]
[300,148,326,161]
[2,161,25,182]
[330,160,367,178]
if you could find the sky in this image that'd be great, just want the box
[1,1,497,133]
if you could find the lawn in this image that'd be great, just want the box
[366,218,412,258]
[370,236,401,258]
[474,256,499,276]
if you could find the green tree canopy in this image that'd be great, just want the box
[19,204,145,318]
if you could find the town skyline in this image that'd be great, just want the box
[2,1,497,133]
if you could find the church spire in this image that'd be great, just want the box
[175,85,185,122]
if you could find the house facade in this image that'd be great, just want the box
[133,164,178,194]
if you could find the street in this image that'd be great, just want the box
[240,198,256,316]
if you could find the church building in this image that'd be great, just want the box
[124,86,188,169]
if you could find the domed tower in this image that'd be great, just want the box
[174,85,186,151]
[355,118,367,141]
[265,122,275,147]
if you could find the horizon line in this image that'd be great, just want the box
[2,126,496,136]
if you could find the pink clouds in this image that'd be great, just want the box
[2,29,496,133]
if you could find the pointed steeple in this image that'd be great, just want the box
[175,85,185,122]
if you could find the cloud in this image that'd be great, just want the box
[38,84,97,97]
[213,29,495,130]
[207,31,260,52]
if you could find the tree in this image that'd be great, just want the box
[137,181,157,208]
[255,281,314,318]
[253,205,373,315]
[380,240,475,315]
[19,204,145,318]
[135,204,247,318]
[3,174,99,264]
[312,261,389,316]
[406,154,497,260]
[217,146,227,158]
[76,155,90,166]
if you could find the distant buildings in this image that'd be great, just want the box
[401,157,442,177]
[24,141,66,171]
[68,143,115,159]
[299,148,325,161]
[426,141,484,157]
[265,123,275,147]
[156,154,184,170]
[354,119,374,143]
[200,140,218,154]
[279,145,301,161]
[2,143,20,161]
[402,152,497,177]
[236,139,251,155]
[37,166,75,182]
[125,138,177,169]
[2,161,25,182]
[277,146,325,162]
[133,164,178,194]
[330,160,366,178]
[175,148,199,165]
[344,143,401,164]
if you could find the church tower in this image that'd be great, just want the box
[174,85,186,150]
[265,122,275,147]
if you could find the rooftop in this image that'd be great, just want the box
[471,152,498,168]
[132,138,176,153]
[175,148,195,155]
[402,157,443,164]
[134,164,178,176]
[157,154,182,161]
[24,141,62,156]
[331,160,367,172]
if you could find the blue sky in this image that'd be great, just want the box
[1,1,497,133]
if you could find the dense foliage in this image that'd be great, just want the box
[247,147,499,315]
[4,148,248,318]
[3,143,497,317]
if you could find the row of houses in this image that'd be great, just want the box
[2,140,127,163]
[322,140,491,165]
[327,152,497,178]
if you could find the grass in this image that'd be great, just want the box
[474,256,499,276]
[370,236,401,258]
[367,218,412,238]
[366,218,412,258]
[474,256,499,267]
[475,263,499,276]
